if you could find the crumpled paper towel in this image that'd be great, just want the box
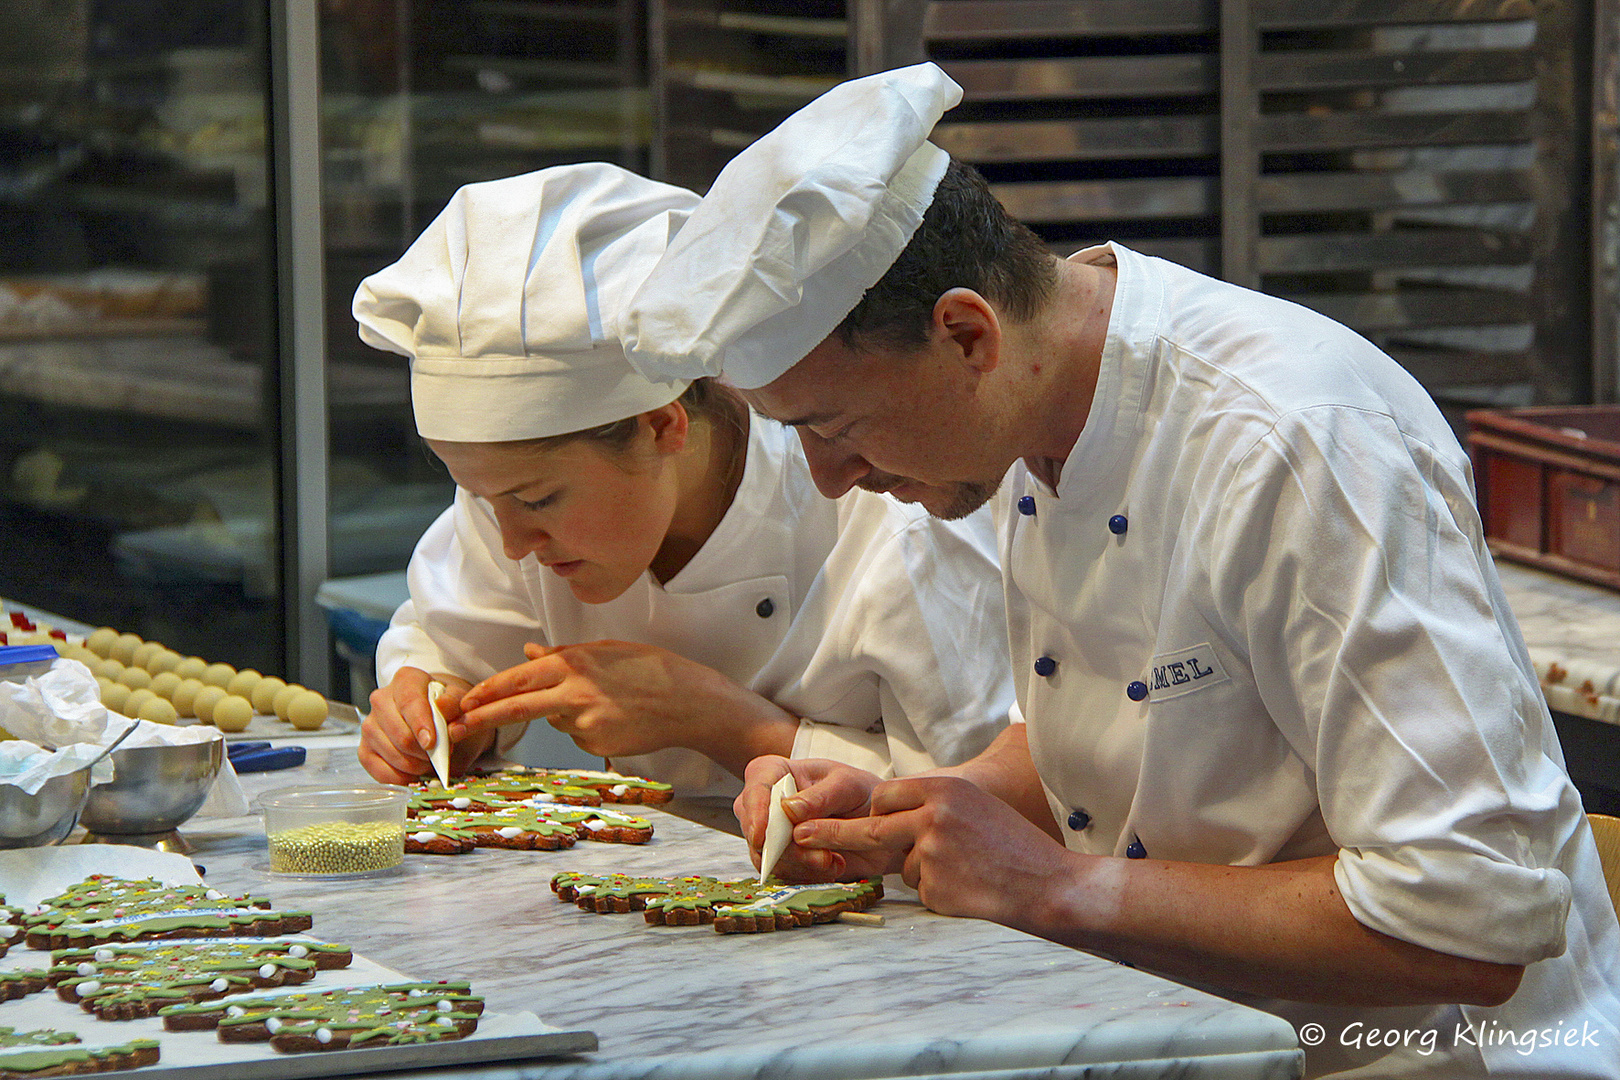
[0,657,249,815]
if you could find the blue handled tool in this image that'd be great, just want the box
[226,743,305,773]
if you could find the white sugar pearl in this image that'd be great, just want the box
[76,962,96,976]
[609,784,629,796]
[421,815,441,824]
[76,980,101,996]
[206,889,224,900]
[94,949,114,962]
[435,1015,455,1026]
[265,1017,282,1033]
[412,831,436,843]
[496,827,522,839]
[259,963,276,978]
[211,978,228,992]
[288,945,308,958]
[450,797,471,809]
[583,819,605,831]
[316,1027,333,1044]
[436,1000,453,1012]
[227,1006,246,1018]
[408,988,424,997]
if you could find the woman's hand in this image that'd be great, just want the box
[360,667,488,785]
[457,640,798,775]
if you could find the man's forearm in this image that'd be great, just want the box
[940,725,1063,841]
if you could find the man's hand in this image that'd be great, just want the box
[734,757,899,881]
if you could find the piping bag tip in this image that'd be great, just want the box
[757,771,799,885]
[425,680,453,790]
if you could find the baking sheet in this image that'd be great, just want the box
[0,846,596,1077]
[216,702,362,742]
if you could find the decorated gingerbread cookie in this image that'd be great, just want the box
[49,938,354,1021]
[0,970,49,1003]
[488,765,674,805]
[0,899,24,958]
[159,981,484,1053]
[23,877,312,950]
[0,1030,159,1079]
[407,803,653,854]
[408,773,600,812]
[551,872,882,933]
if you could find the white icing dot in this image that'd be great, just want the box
[205,889,225,900]
[316,1027,333,1044]
[496,826,522,839]
[265,1017,283,1033]
[435,1015,455,1026]
[583,819,606,831]
[76,980,101,996]
[37,903,50,910]
[450,797,471,809]
[76,962,96,976]
[227,1006,246,1017]
[609,784,629,796]
[408,988,424,997]
[211,978,228,992]
[421,815,442,824]
[412,831,437,843]
[94,949,114,962]
[259,963,276,978]
[528,793,554,804]
[288,945,309,958]
[436,999,453,1012]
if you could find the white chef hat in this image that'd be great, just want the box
[622,62,963,390]
[354,162,698,441]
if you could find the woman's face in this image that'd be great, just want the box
[428,424,680,605]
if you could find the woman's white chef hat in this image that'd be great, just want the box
[353,162,698,441]
[622,62,963,390]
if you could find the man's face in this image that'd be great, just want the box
[741,333,1008,520]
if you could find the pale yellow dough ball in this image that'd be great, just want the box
[191,685,229,725]
[146,649,182,675]
[137,697,178,725]
[116,666,152,691]
[62,643,97,665]
[211,694,254,732]
[171,678,206,718]
[285,690,328,731]
[98,679,130,715]
[250,676,286,715]
[226,669,262,700]
[271,683,305,721]
[130,642,161,669]
[85,627,119,657]
[123,688,158,717]
[202,662,236,689]
[174,656,208,681]
[109,632,142,665]
[96,658,125,681]
[150,671,183,700]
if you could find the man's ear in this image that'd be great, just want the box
[934,288,1001,375]
[644,401,690,454]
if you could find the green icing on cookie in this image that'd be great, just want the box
[0,1029,76,1050]
[160,981,481,1048]
[51,939,347,1011]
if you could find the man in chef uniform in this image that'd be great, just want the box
[621,63,1620,1078]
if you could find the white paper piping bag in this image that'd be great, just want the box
[425,680,452,789]
[757,771,798,884]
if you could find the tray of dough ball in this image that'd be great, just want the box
[41,625,359,740]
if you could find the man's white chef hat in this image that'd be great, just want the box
[354,163,698,441]
[622,62,963,390]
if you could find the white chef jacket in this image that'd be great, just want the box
[1001,242,1620,1078]
[378,413,1012,797]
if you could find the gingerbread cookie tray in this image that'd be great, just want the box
[0,847,596,1079]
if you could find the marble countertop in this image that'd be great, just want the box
[151,747,1304,1080]
[1495,560,1620,725]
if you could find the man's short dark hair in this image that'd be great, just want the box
[836,157,1057,353]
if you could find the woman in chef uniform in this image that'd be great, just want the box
[351,163,1011,796]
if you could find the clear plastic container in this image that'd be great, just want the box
[262,785,408,875]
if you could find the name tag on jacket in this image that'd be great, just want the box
[1148,644,1230,700]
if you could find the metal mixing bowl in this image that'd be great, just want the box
[0,763,94,847]
[78,737,224,837]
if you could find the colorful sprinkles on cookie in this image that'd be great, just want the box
[552,871,882,933]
